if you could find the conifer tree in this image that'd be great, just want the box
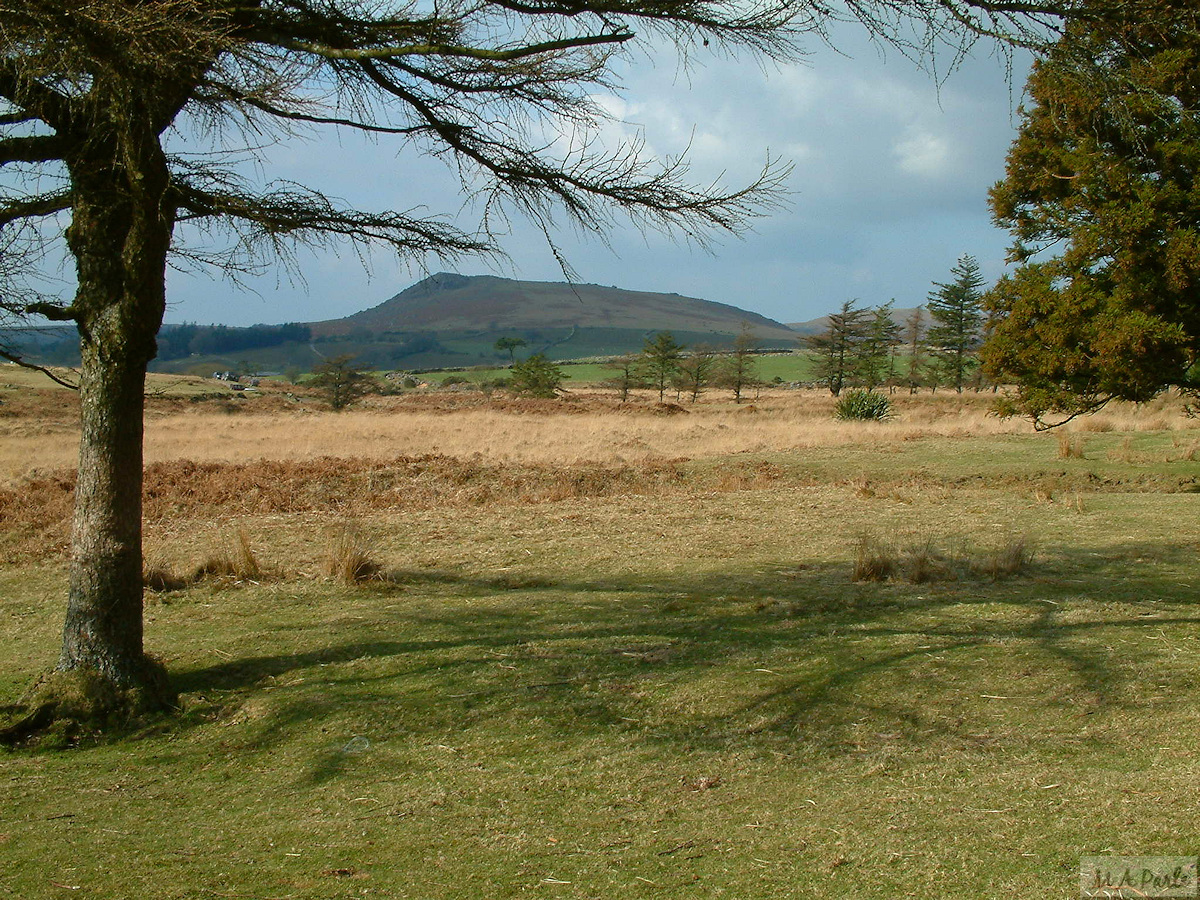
[983,0,1200,424]
[806,300,869,396]
[927,255,986,393]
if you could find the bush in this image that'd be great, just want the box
[510,353,565,398]
[835,389,890,421]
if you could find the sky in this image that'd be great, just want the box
[159,24,1033,329]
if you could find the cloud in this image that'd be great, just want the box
[894,130,952,177]
[151,26,1033,327]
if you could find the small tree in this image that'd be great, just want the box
[927,255,986,393]
[602,353,644,402]
[311,355,374,410]
[640,332,686,402]
[806,300,869,396]
[510,353,565,398]
[902,306,928,394]
[858,302,902,390]
[674,345,718,403]
[719,323,761,404]
[495,337,528,365]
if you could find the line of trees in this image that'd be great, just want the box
[605,324,763,404]
[806,255,989,395]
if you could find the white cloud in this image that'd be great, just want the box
[894,130,952,178]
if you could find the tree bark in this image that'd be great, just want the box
[55,112,176,707]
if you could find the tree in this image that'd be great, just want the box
[983,0,1200,425]
[927,255,986,393]
[495,337,528,365]
[719,323,761,403]
[310,355,374,410]
[674,345,717,403]
[640,332,686,402]
[0,0,1081,730]
[901,306,928,394]
[806,300,869,396]
[510,353,565,398]
[602,353,644,402]
[858,302,902,390]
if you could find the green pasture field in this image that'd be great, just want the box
[2,425,1199,898]
[415,352,819,386]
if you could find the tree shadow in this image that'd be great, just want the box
[158,539,1200,777]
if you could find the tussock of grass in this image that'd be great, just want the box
[971,535,1034,580]
[1058,432,1085,459]
[853,534,896,582]
[324,523,380,584]
[193,528,263,581]
[853,533,1032,584]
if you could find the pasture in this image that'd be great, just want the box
[2,370,1199,898]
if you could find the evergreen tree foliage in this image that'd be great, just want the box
[927,255,986,393]
[719,323,761,403]
[510,353,565,398]
[310,355,374,410]
[806,300,869,396]
[859,301,902,390]
[640,332,686,402]
[674,345,718,403]
[602,353,644,402]
[495,337,528,364]
[983,0,1200,423]
[902,306,928,393]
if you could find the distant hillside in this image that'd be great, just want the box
[2,275,800,374]
[312,273,797,342]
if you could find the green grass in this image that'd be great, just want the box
[3,434,1200,897]
[411,353,820,387]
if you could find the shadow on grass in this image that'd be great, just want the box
[162,540,1200,770]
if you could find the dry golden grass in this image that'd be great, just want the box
[323,522,380,584]
[7,385,1200,485]
[0,389,1017,484]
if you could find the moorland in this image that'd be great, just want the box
[1,365,1199,898]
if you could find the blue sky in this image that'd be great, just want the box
[161,27,1032,328]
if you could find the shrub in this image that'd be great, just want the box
[835,389,890,421]
[510,353,565,398]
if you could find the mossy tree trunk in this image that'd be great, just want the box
[55,103,177,709]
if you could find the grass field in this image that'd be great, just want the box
[2,376,1199,899]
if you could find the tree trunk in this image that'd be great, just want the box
[60,336,153,685]
[54,118,176,710]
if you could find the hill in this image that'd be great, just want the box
[315,272,796,340]
[2,274,799,373]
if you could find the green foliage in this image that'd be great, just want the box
[984,2,1200,422]
[859,301,902,390]
[494,336,528,363]
[806,300,869,396]
[718,322,761,403]
[310,354,374,410]
[640,331,686,402]
[927,255,985,393]
[901,306,928,392]
[834,389,891,421]
[674,345,718,403]
[509,353,565,398]
[601,353,645,402]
